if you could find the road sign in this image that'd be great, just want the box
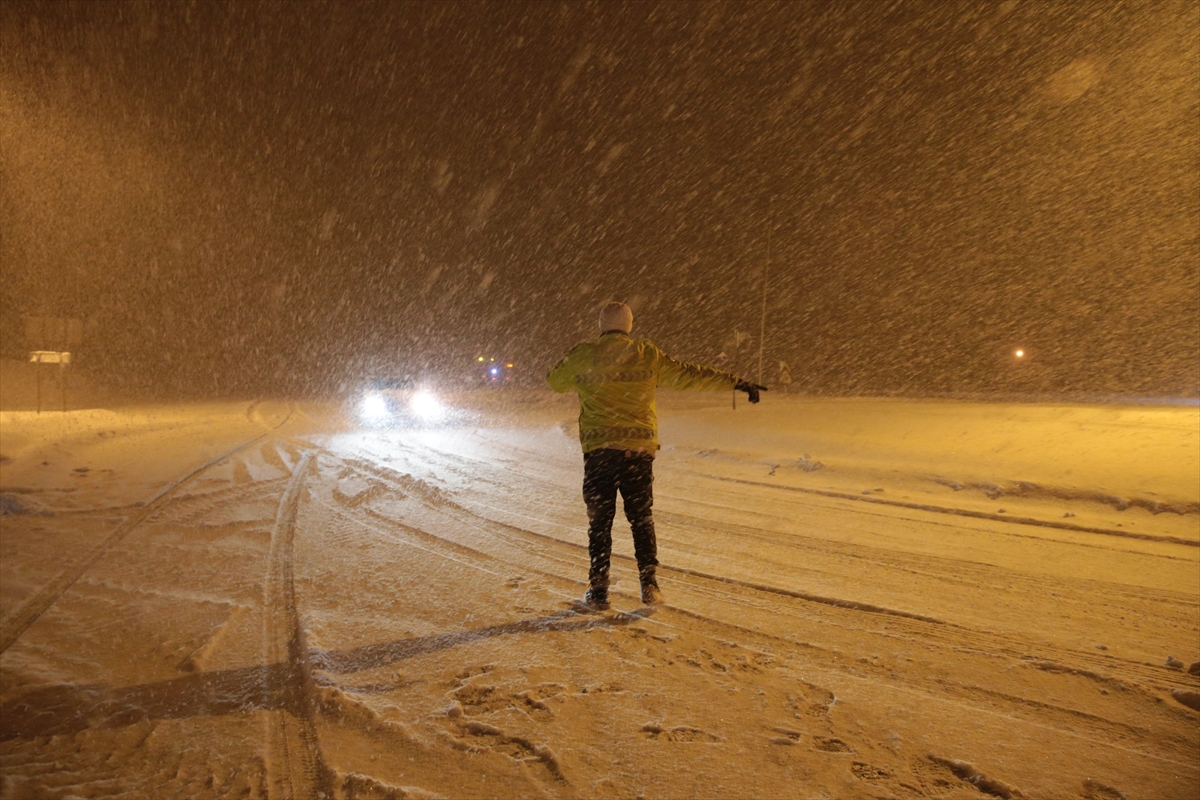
[29,350,71,364]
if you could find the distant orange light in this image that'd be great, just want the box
[1015,349,1025,358]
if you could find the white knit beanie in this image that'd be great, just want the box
[599,301,633,333]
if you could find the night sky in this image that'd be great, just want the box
[2,0,1197,398]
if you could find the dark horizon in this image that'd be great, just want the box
[2,0,1197,399]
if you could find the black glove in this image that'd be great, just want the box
[735,379,767,404]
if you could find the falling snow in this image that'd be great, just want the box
[1,2,1198,798]
[1,1,1196,396]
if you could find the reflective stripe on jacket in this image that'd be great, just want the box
[547,332,739,454]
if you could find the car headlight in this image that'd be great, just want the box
[361,393,390,422]
[410,390,443,421]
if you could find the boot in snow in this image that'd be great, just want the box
[582,585,610,611]
[639,567,664,605]
[640,581,664,605]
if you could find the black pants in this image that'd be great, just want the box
[583,448,656,587]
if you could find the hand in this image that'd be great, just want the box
[735,380,767,404]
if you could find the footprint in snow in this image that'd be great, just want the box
[452,720,567,781]
[851,762,891,781]
[767,726,802,746]
[641,722,720,743]
[813,736,853,753]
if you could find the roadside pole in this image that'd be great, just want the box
[29,351,72,414]
[24,317,82,415]
[758,201,770,385]
[732,329,738,410]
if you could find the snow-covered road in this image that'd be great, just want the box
[1,392,1197,799]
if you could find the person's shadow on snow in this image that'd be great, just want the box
[0,607,655,741]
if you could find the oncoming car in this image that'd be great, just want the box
[356,377,446,427]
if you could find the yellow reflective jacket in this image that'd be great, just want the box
[547,332,740,454]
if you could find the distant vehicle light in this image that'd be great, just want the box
[410,390,443,421]
[477,355,514,383]
[361,393,390,422]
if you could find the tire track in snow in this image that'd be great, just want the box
[342,436,1198,620]
[701,473,1199,547]
[261,449,336,800]
[664,564,1199,699]
[470,492,1199,696]
[0,411,303,795]
[387,439,1199,683]
[404,430,1196,554]
[366,447,1195,636]
[0,418,290,656]
[342,443,1027,629]
[351,439,1200,698]
[332,449,988,664]
[357,447,951,627]
[314,450,654,621]
[317,436,1199,789]
[0,442,327,797]
[585,572,1200,771]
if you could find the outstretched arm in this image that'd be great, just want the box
[657,351,740,392]
[657,350,768,403]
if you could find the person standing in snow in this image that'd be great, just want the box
[547,301,766,610]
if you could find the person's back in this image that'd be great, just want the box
[548,301,765,610]
[548,331,738,454]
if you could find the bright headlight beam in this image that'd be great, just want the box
[410,390,443,421]
[361,393,390,422]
